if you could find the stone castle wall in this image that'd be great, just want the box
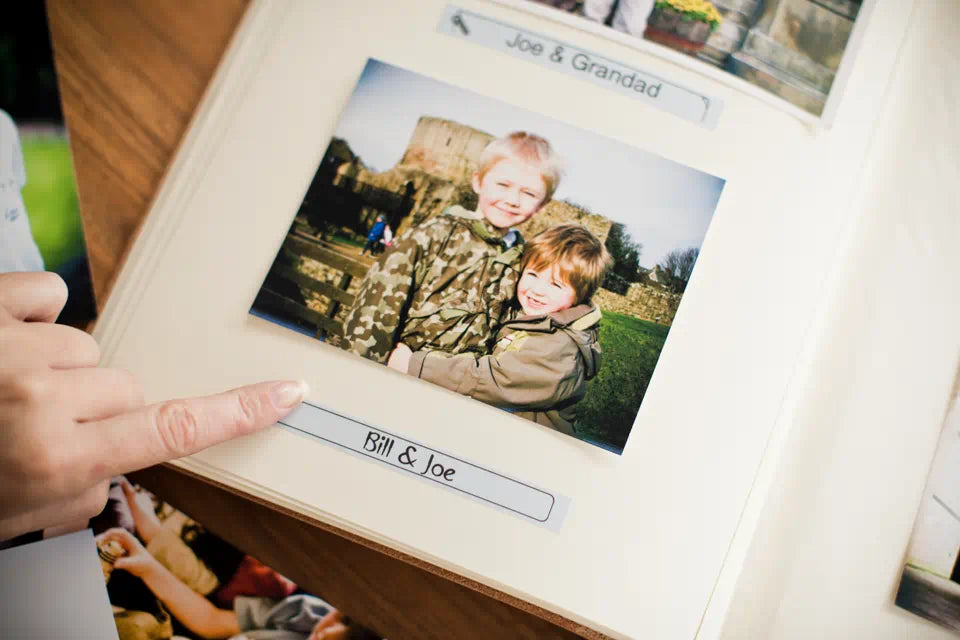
[516,200,612,245]
[593,282,682,326]
[399,116,494,183]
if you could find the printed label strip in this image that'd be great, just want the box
[438,5,723,128]
[281,401,571,531]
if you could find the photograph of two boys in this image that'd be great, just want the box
[252,59,724,454]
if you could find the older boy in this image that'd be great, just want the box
[342,131,563,363]
[389,224,611,436]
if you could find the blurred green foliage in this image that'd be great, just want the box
[21,136,84,272]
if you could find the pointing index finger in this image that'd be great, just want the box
[82,379,308,480]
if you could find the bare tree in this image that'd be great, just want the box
[658,247,699,293]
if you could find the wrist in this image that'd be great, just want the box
[132,555,162,579]
[137,521,161,544]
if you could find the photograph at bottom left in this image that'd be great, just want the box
[68,477,381,640]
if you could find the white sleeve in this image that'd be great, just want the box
[0,110,26,189]
[0,110,45,273]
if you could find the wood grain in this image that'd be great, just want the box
[47,1,590,638]
[128,466,592,640]
[48,0,249,306]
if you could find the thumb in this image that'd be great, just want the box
[85,380,309,479]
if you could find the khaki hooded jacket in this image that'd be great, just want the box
[408,304,602,436]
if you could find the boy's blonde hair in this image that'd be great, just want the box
[521,224,612,305]
[477,131,564,200]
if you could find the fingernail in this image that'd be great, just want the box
[271,380,309,410]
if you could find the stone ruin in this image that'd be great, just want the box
[335,116,612,243]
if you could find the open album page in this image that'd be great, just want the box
[92,1,917,637]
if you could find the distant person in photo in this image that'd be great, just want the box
[388,224,611,436]
[360,214,386,255]
[374,222,393,256]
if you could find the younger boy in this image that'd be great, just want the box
[342,131,563,363]
[388,224,611,436]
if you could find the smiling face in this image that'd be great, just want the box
[471,158,549,231]
[517,264,577,316]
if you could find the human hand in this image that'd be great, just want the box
[0,272,309,541]
[98,528,157,578]
[309,609,350,640]
[386,343,413,373]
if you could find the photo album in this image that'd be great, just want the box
[87,1,959,638]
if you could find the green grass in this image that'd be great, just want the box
[20,136,84,272]
[576,311,670,453]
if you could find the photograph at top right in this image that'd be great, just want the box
[524,0,865,117]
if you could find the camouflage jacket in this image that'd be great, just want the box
[342,206,523,363]
[407,304,603,436]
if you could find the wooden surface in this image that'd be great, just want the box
[47,2,587,638]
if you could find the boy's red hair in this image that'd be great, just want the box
[521,224,611,304]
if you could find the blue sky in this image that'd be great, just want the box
[332,59,724,269]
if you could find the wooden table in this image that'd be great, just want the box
[47,2,588,638]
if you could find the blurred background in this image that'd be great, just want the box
[0,3,96,328]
